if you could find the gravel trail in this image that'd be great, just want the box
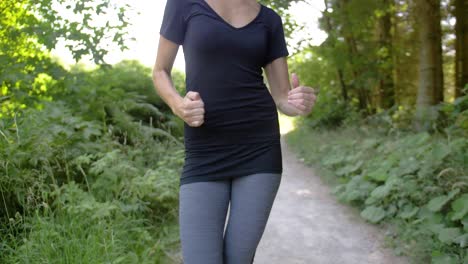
[253,135,409,264]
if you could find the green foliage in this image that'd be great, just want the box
[287,111,468,261]
[284,0,468,260]
[288,48,358,129]
[1,0,131,118]
[0,59,185,263]
[4,179,181,263]
[0,3,183,258]
[451,194,468,221]
[60,60,186,140]
[427,189,460,213]
[28,0,131,64]
[316,0,392,113]
[361,206,387,224]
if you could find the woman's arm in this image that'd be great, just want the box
[152,35,205,127]
[264,57,317,116]
[152,36,184,114]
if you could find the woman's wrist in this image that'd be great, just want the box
[277,98,299,117]
[169,95,184,116]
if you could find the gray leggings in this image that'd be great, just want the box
[179,172,282,264]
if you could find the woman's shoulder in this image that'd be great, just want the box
[261,4,281,18]
[260,5,284,29]
[164,0,197,11]
[173,0,214,17]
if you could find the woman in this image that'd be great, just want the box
[152,0,317,263]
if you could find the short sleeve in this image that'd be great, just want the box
[264,13,289,66]
[159,0,187,45]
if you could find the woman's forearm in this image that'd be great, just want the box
[152,69,184,115]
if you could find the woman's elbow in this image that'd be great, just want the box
[152,66,163,82]
[152,67,167,91]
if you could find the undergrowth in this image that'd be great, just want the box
[285,101,468,263]
[0,61,186,263]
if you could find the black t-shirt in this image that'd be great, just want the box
[159,0,289,185]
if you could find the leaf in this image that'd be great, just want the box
[447,188,461,198]
[81,122,102,140]
[417,207,444,232]
[361,206,386,224]
[322,154,345,166]
[383,158,397,170]
[431,142,451,161]
[453,233,468,247]
[385,174,402,186]
[366,168,388,182]
[337,175,377,203]
[341,190,361,202]
[427,189,460,212]
[336,160,363,176]
[401,179,419,194]
[398,204,419,219]
[386,204,398,216]
[362,138,379,149]
[396,157,420,176]
[462,216,468,232]
[450,194,468,221]
[437,228,462,244]
[427,223,446,234]
[414,132,431,145]
[431,254,458,264]
[370,184,392,199]
[428,197,449,213]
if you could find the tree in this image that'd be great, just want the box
[376,0,395,109]
[454,0,468,97]
[0,0,131,117]
[414,0,444,130]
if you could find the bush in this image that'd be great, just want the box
[0,61,185,263]
[286,104,468,262]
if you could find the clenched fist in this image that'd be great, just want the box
[174,91,205,127]
[286,73,317,116]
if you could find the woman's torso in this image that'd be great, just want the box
[180,0,283,147]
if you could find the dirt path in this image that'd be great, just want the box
[254,135,409,264]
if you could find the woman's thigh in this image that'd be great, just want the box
[179,180,231,264]
[223,172,282,264]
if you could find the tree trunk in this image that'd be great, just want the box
[347,35,371,114]
[455,0,468,97]
[414,0,444,130]
[377,0,395,109]
[337,69,348,102]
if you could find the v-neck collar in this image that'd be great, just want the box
[201,0,264,30]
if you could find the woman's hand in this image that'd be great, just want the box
[263,57,317,117]
[173,91,205,127]
[278,73,318,116]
